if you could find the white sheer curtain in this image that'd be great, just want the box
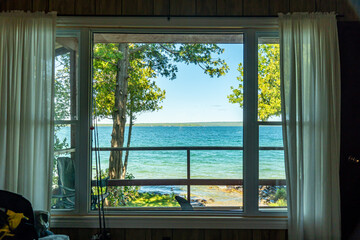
[279,13,341,240]
[0,12,56,211]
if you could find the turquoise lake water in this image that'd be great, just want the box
[57,126,285,202]
[91,125,285,179]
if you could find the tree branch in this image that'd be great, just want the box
[93,56,117,66]
[130,45,148,54]
[159,45,179,55]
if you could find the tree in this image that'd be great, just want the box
[124,59,166,179]
[228,44,280,121]
[93,42,229,179]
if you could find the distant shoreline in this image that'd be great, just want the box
[97,122,244,127]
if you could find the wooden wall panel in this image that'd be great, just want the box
[204,229,221,240]
[32,0,49,12]
[111,229,126,239]
[316,0,336,12]
[126,229,151,240]
[220,229,252,240]
[196,0,217,16]
[243,0,269,15]
[0,0,357,19]
[0,0,5,11]
[49,0,76,15]
[52,228,289,240]
[216,0,243,16]
[52,228,98,239]
[151,229,172,240]
[0,0,8,10]
[123,0,154,15]
[154,0,169,15]
[289,0,316,12]
[96,0,121,15]
[1,0,31,11]
[173,229,204,240]
[170,0,195,15]
[14,0,32,10]
[75,0,96,15]
[253,229,287,240]
[269,0,290,15]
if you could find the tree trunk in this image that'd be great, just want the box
[123,108,134,179]
[109,43,129,179]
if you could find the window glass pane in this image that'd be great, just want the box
[258,148,286,209]
[259,125,283,147]
[54,124,75,150]
[91,149,187,179]
[92,33,244,211]
[259,150,285,179]
[52,36,79,211]
[55,37,78,121]
[259,184,287,209]
[190,186,243,209]
[95,185,186,209]
[52,153,76,210]
[191,150,243,179]
[257,37,281,122]
[257,37,286,210]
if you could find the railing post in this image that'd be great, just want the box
[187,149,191,202]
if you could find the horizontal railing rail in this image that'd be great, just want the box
[54,148,76,155]
[91,178,286,186]
[92,146,284,151]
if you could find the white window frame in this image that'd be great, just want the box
[51,17,287,229]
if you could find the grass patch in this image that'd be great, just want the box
[126,192,180,207]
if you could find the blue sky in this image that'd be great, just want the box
[135,44,244,124]
[98,43,244,124]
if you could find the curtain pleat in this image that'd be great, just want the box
[279,12,341,240]
[0,11,56,211]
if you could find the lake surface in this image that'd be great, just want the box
[57,125,285,204]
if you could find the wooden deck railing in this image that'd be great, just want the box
[91,146,286,201]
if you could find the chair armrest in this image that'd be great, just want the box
[34,211,54,237]
[59,185,75,192]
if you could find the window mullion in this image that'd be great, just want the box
[243,30,259,216]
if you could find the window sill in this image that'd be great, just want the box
[50,214,287,229]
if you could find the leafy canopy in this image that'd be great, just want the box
[93,43,229,119]
[228,44,280,121]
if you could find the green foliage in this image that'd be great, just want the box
[94,170,140,206]
[127,56,166,118]
[54,53,71,121]
[92,44,120,118]
[259,186,287,205]
[54,53,71,151]
[92,169,180,207]
[268,198,287,207]
[274,187,287,201]
[125,192,179,207]
[93,43,229,119]
[228,44,281,121]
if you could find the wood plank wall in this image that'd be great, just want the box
[0,0,358,20]
[52,228,288,240]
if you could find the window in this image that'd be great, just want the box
[52,35,79,210]
[91,33,245,210]
[51,19,286,223]
[256,37,286,210]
